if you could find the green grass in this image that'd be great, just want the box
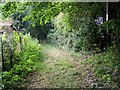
[28,44,86,88]
[27,43,120,88]
[32,50,45,72]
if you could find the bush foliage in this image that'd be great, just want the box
[2,32,43,89]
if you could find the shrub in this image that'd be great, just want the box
[2,32,43,89]
[47,13,98,52]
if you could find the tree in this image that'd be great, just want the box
[1,2,120,51]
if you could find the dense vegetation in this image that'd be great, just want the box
[0,2,120,89]
[2,32,43,89]
[2,2,120,51]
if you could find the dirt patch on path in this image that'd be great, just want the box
[44,46,74,62]
[45,48,69,59]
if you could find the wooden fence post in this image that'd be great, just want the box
[0,32,4,71]
[0,36,4,71]
[0,37,2,90]
[0,38,1,68]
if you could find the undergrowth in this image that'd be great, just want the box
[82,49,120,88]
[2,32,44,89]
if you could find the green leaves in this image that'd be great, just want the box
[1,2,17,18]
[2,32,43,89]
[81,50,120,88]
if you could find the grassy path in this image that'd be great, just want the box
[26,44,96,88]
[0,21,95,88]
